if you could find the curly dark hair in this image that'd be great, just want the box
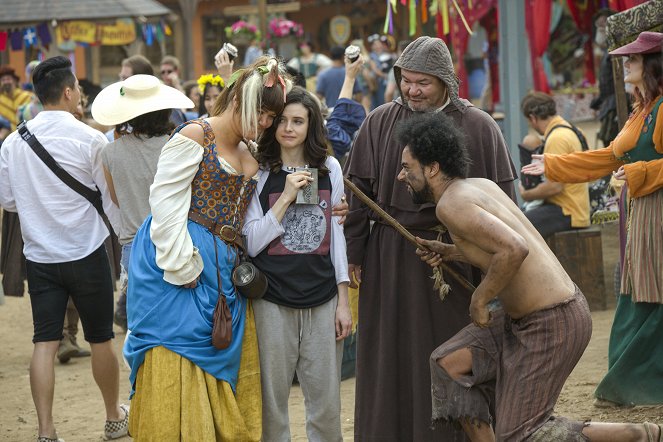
[394,112,469,178]
[520,91,557,119]
[116,108,174,138]
[257,86,330,175]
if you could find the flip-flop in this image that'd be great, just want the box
[644,422,662,442]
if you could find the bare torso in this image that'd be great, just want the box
[439,178,576,318]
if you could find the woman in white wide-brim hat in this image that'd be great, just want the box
[91,74,194,333]
[118,57,293,441]
[522,31,663,408]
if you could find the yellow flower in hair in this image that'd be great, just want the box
[197,74,225,94]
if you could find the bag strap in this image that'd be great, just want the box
[546,123,589,151]
[17,121,105,217]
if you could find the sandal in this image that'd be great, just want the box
[103,404,129,440]
[644,422,663,442]
[36,437,64,442]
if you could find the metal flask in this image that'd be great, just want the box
[295,167,319,204]
[232,261,268,299]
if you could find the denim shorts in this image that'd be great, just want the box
[27,244,115,343]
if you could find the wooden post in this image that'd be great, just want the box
[178,0,200,82]
[258,0,268,43]
[612,57,629,129]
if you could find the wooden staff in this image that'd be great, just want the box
[343,177,476,291]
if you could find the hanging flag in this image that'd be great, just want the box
[10,30,23,50]
[36,23,52,47]
[422,0,428,23]
[24,27,38,48]
[409,0,417,36]
[383,0,397,34]
[0,31,7,51]
[155,23,163,43]
[145,24,154,46]
[161,19,172,36]
[440,0,449,35]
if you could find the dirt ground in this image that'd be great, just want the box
[2,122,663,441]
[1,222,662,442]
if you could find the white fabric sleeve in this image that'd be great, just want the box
[90,134,121,234]
[241,170,286,257]
[148,133,204,285]
[327,157,350,284]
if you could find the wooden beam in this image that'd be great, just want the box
[258,0,267,42]
[179,0,200,82]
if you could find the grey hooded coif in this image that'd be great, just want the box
[393,36,467,111]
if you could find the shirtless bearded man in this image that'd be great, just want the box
[395,111,662,442]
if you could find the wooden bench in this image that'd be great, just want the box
[546,226,607,311]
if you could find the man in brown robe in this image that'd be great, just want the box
[343,36,517,441]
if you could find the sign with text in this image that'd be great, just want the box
[56,19,136,47]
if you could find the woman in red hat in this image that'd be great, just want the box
[522,31,663,407]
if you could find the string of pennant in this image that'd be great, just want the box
[0,19,172,52]
[383,0,474,37]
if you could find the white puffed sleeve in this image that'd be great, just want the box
[148,133,204,285]
[327,156,350,285]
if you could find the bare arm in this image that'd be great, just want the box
[339,55,364,101]
[103,166,119,206]
[214,48,234,83]
[439,199,529,327]
[518,180,564,201]
[415,237,469,268]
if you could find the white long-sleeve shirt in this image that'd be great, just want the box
[0,111,120,263]
[242,156,349,285]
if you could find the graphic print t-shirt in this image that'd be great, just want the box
[252,169,337,308]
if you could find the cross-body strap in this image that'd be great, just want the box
[17,121,105,217]
[546,123,589,151]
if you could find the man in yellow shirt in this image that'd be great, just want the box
[519,92,589,238]
[0,65,33,130]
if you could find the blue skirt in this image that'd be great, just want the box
[123,216,246,395]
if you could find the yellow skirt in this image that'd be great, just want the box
[128,302,262,441]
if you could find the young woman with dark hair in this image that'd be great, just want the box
[243,86,352,441]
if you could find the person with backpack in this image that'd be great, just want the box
[519,92,590,238]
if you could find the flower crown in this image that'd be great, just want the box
[197,74,225,94]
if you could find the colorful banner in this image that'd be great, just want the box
[56,19,136,46]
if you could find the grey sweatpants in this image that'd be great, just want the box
[253,296,344,442]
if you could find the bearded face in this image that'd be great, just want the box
[397,146,435,205]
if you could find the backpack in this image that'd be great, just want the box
[546,123,589,152]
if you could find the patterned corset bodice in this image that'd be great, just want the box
[181,119,257,230]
